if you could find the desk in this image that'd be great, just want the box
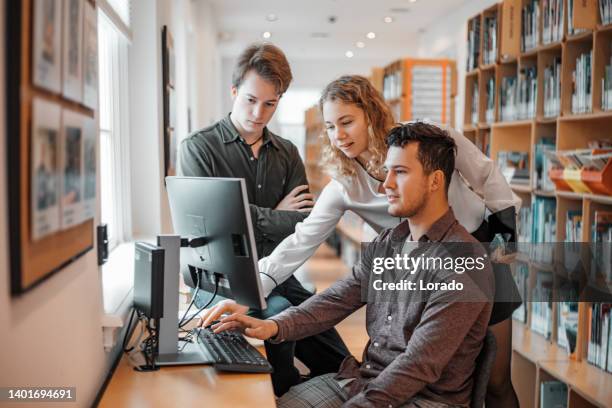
[99,345,276,407]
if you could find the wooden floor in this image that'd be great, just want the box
[303,243,368,358]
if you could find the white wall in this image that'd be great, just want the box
[415,0,499,130]
[0,0,110,406]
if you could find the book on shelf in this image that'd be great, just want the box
[512,262,529,323]
[542,0,564,44]
[540,381,568,408]
[603,45,612,111]
[534,138,556,191]
[383,69,402,100]
[518,206,532,243]
[500,76,518,121]
[467,16,480,71]
[531,270,553,339]
[471,80,479,124]
[531,197,556,262]
[568,0,587,36]
[600,0,612,26]
[521,0,540,52]
[592,211,612,283]
[483,14,497,65]
[497,151,530,185]
[587,303,612,373]
[557,301,578,354]
[543,57,561,117]
[544,148,612,171]
[518,66,537,119]
[485,77,495,123]
[565,210,583,242]
[571,50,593,115]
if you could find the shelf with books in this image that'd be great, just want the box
[482,3,501,66]
[467,13,482,72]
[538,359,612,408]
[538,42,563,119]
[593,28,612,113]
[521,0,540,54]
[466,4,612,405]
[497,60,520,121]
[561,35,594,116]
[464,72,480,127]
[383,58,457,126]
[519,51,539,120]
[479,65,497,123]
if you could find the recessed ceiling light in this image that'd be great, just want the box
[311,32,330,39]
[383,16,393,23]
[366,32,376,39]
[262,31,271,39]
[345,50,354,58]
[356,41,365,48]
[266,13,278,22]
[409,0,417,3]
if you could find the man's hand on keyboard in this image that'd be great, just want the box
[212,314,279,341]
[200,299,249,328]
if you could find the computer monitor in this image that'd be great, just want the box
[166,176,266,310]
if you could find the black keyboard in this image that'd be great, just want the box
[196,328,273,374]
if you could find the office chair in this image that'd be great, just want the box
[471,329,497,408]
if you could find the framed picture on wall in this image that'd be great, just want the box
[32,0,62,93]
[60,109,84,228]
[82,1,98,109]
[162,25,177,177]
[31,97,61,240]
[62,0,83,102]
[82,117,96,220]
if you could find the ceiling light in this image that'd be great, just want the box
[409,0,417,3]
[356,41,365,48]
[366,32,376,39]
[345,50,354,58]
[383,16,393,23]
[262,31,271,39]
[266,13,278,22]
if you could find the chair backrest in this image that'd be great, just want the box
[471,329,497,408]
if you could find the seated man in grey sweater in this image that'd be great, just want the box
[212,122,495,408]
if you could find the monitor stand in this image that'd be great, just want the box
[154,235,213,366]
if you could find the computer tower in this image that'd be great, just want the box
[134,242,165,319]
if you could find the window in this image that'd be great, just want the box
[98,9,131,250]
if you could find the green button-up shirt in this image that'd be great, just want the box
[178,114,309,257]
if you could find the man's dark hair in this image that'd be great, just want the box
[232,43,293,95]
[386,122,457,193]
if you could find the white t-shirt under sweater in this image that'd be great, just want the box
[258,125,521,297]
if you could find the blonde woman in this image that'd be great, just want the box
[203,75,520,406]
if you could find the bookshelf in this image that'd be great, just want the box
[464,2,612,407]
[382,58,457,127]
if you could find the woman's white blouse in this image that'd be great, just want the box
[257,125,521,297]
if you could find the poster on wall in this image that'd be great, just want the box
[82,1,98,109]
[82,117,96,220]
[31,98,61,240]
[62,0,83,102]
[60,109,84,228]
[32,0,62,93]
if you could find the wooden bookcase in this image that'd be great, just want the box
[464,3,612,408]
[382,58,457,127]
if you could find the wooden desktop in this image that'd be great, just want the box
[98,344,276,407]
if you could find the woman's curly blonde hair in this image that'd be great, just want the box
[318,75,396,181]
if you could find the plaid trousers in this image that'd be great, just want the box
[276,373,459,408]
